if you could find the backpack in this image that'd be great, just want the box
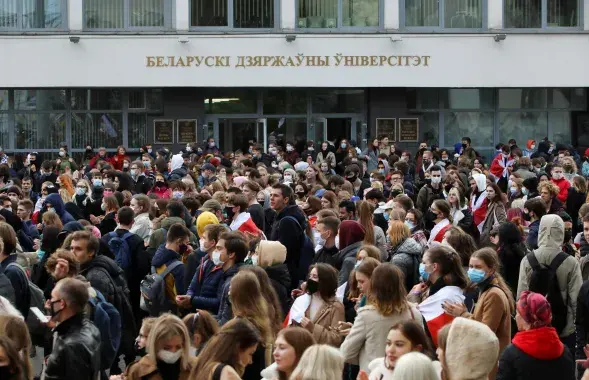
[6,262,46,345]
[527,252,569,334]
[107,231,134,270]
[281,216,315,284]
[88,291,121,371]
[0,267,15,306]
[140,261,183,316]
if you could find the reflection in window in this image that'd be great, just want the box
[0,0,64,29]
[0,114,9,148]
[405,0,482,28]
[498,89,547,109]
[72,113,123,148]
[444,112,494,147]
[312,90,364,113]
[499,112,547,146]
[0,90,8,111]
[342,0,380,27]
[71,89,123,110]
[191,0,274,27]
[443,89,494,109]
[267,118,307,148]
[298,0,338,28]
[550,88,586,109]
[405,0,438,27]
[421,113,439,145]
[504,0,577,28]
[14,90,66,111]
[547,0,578,27]
[85,0,169,28]
[128,113,148,148]
[15,113,66,149]
[407,89,439,110]
[130,0,165,27]
[550,112,571,143]
[84,0,124,28]
[263,90,307,114]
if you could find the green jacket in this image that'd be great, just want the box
[147,216,197,258]
[57,155,78,174]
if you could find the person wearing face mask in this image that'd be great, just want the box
[151,224,191,315]
[283,141,300,166]
[550,163,571,203]
[226,194,263,240]
[313,217,341,267]
[479,183,507,247]
[522,139,537,158]
[204,138,220,156]
[42,277,101,380]
[301,140,317,162]
[42,193,75,225]
[250,240,291,316]
[426,199,452,247]
[360,138,380,173]
[125,314,198,380]
[416,166,445,220]
[316,141,336,169]
[148,175,172,199]
[490,145,515,194]
[168,154,188,182]
[442,248,514,377]
[344,164,370,200]
[56,145,79,175]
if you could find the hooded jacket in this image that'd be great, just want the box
[80,254,127,304]
[44,193,75,224]
[389,237,422,291]
[168,154,188,181]
[531,140,553,161]
[446,318,499,380]
[269,204,307,288]
[497,326,574,380]
[517,214,583,337]
[152,245,186,310]
[333,221,365,285]
[258,240,291,315]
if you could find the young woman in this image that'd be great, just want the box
[360,321,435,380]
[480,183,507,247]
[0,315,32,380]
[427,200,452,247]
[304,164,327,188]
[405,208,428,250]
[98,195,119,236]
[409,245,469,347]
[288,264,345,346]
[316,141,336,168]
[442,226,477,270]
[319,161,335,178]
[334,220,366,286]
[350,257,380,309]
[341,263,423,372]
[148,174,171,199]
[387,221,422,291]
[190,318,262,379]
[240,266,284,336]
[0,335,26,380]
[320,190,339,213]
[447,187,473,234]
[125,314,197,380]
[133,317,157,357]
[182,311,219,356]
[442,248,514,377]
[470,172,488,236]
[294,183,309,206]
[130,194,153,245]
[357,201,387,255]
[290,344,344,380]
[227,270,274,380]
[261,327,316,380]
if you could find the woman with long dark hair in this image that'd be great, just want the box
[495,222,527,294]
[480,183,507,247]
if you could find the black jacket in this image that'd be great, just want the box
[312,244,339,268]
[133,174,153,195]
[0,254,30,318]
[577,280,589,361]
[265,263,291,316]
[270,205,307,289]
[567,187,586,235]
[44,314,101,380]
[98,212,118,237]
[247,203,265,233]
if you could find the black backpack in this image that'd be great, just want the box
[527,252,568,334]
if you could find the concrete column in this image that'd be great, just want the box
[487,0,503,30]
[176,0,190,31]
[68,0,83,31]
[281,0,296,30]
[385,0,399,30]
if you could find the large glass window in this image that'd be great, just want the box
[0,0,65,29]
[421,113,439,144]
[15,113,66,149]
[442,89,494,109]
[263,90,307,114]
[84,0,171,29]
[504,0,578,28]
[204,89,257,114]
[499,112,548,146]
[444,112,494,147]
[312,90,365,113]
[191,0,275,28]
[498,89,547,109]
[72,113,123,149]
[298,0,380,28]
[404,0,484,29]
[14,90,66,111]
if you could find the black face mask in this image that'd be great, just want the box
[346,174,358,183]
[423,160,431,167]
[390,190,402,198]
[306,279,319,294]
[259,200,265,207]
[426,210,439,223]
[155,181,165,188]
[564,229,573,243]
[179,243,189,255]
[134,341,147,357]
[462,143,467,149]
[523,212,531,222]
[225,206,235,220]
[0,366,12,380]
[296,191,306,198]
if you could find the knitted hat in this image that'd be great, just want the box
[196,211,220,237]
[210,157,221,167]
[517,290,552,328]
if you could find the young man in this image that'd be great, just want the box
[152,223,192,314]
[523,198,547,250]
[416,165,445,221]
[461,136,477,162]
[179,224,230,314]
[241,180,265,232]
[198,163,217,189]
[129,160,153,195]
[148,201,197,258]
[226,194,262,239]
[213,231,248,323]
[17,199,39,240]
[338,200,356,221]
[490,145,515,193]
[313,216,340,267]
[20,176,38,204]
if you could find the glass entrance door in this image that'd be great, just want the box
[219,118,267,152]
[312,118,327,144]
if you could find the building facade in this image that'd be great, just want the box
[0,0,588,159]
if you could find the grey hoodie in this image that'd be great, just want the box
[517,214,583,337]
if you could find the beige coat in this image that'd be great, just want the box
[340,304,423,371]
[306,298,346,346]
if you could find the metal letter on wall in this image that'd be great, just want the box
[177,119,198,144]
[375,118,397,142]
[398,118,420,142]
[154,120,175,144]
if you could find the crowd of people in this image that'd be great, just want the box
[1,136,589,379]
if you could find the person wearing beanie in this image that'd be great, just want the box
[253,240,291,315]
[196,211,219,238]
[497,291,574,380]
[333,220,366,285]
[522,139,537,158]
[443,317,499,380]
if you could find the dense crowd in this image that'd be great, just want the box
[0,136,589,379]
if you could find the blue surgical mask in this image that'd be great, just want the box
[36,250,45,260]
[468,268,486,284]
[93,179,103,188]
[383,212,390,221]
[419,263,430,281]
[405,220,415,230]
[522,187,529,195]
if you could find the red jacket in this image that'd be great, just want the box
[109,153,130,171]
[551,178,570,203]
[148,187,171,199]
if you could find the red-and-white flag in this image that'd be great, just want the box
[418,286,465,347]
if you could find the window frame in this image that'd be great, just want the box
[83,0,174,31]
[294,0,384,31]
[503,0,583,30]
[400,0,488,32]
[0,0,68,31]
[189,0,281,31]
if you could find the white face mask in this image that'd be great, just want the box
[199,238,208,251]
[157,349,182,364]
[430,176,441,184]
[212,250,224,266]
[251,255,258,266]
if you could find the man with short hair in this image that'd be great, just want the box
[524,198,547,250]
[328,175,345,194]
[198,163,217,189]
[17,199,39,240]
[226,194,262,238]
[365,189,388,232]
[241,180,264,232]
[270,183,308,289]
[152,223,191,314]
[313,217,340,266]
[20,176,38,204]
[129,160,153,195]
[344,163,370,200]
[338,200,356,221]
[416,165,445,218]
[252,145,273,167]
[44,278,101,380]
[214,231,248,323]
[148,200,197,258]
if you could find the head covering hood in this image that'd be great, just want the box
[257,240,286,267]
[171,154,184,172]
[44,193,66,217]
[517,290,552,328]
[472,173,487,193]
[537,214,564,249]
[527,139,536,149]
[338,220,365,249]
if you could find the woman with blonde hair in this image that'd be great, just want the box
[58,188,72,203]
[341,263,423,372]
[125,313,197,380]
[240,266,284,335]
[391,352,438,380]
[227,270,274,379]
[387,220,423,291]
[304,164,327,188]
[0,315,33,380]
[190,318,262,379]
[291,344,344,380]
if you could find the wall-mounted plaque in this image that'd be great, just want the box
[177,119,197,144]
[154,120,174,144]
[398,118,419,142]
[375,118,396,142]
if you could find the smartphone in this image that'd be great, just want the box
[30,307,49,323]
